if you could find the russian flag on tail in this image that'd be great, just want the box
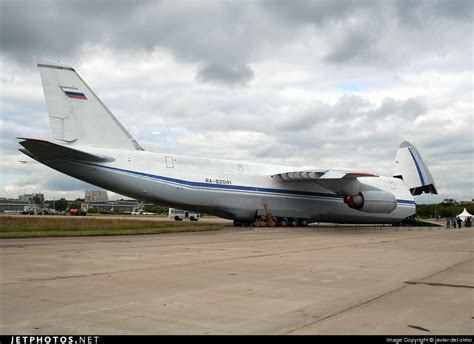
[65,90,87,99]
[60,86,87,100]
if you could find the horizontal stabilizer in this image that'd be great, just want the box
[18,138,114,163]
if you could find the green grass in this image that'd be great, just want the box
[0,216,224,239]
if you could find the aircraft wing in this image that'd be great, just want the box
[18,138,115,163]
[272,170,377,195]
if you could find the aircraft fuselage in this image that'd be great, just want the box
[42,146,416,224]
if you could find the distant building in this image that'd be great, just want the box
[85,190,108,203]
[18,194,34,201]
[0,198,29,212]
[442,198,456,204]
[86,199,138,213]
[459,200,474,205]
[19,193,44,204]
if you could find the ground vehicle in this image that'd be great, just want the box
[130,206,155,215]
[69,208,86,216]
[21,204,52,215]
[168,208,200,221]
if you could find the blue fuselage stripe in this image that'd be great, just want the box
[88,163,416,205]
[408,147,425,186]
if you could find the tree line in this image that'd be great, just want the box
[416,203,474,218]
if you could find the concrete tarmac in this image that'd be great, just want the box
[1,226,472,334]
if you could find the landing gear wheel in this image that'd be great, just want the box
[233,220,250,227]
[289,218,299,227]
[278,217,289,227]
[268,217,277,227]
[298,219,309,227]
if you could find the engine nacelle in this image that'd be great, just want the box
[344,191,397,214]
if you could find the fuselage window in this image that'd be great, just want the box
[166,156,174,168]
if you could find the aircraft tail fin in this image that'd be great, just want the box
[36,59,143,151]
[393,141,437,195]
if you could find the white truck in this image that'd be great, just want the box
[168,208,200,221]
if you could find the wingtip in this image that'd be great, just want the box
[17,137,49,142]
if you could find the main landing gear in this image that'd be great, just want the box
[280,217,309,227]
[233,217,310,227]
[233,203,310,227]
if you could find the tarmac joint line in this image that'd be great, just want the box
[407,325,431,332]
[404,281,474,289]
[283,257,473,335]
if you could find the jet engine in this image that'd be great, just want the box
[343,191,397,214]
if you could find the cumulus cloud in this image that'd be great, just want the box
[197,63,255,85]
[0,0,472,201]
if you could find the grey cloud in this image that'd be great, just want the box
[260,0,375,26]
[1,0,472,83]
[43,174,96,192]
[256,96,437,169]
[275,96,426,133]
[264,0,472,67]
[132,91,442,173]
[0,118,50,155]
[144,92,435,169]
[395,0,427,27]
[263,0,384,67]
[197,63,254,86]
[0,0,261,84]
[431,0,473,21]
[396,0,473,27]
[400,98,427,117]
[323,29,380,64]
[369,97,427,119]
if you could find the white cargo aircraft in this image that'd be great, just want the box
[19,60,437,226]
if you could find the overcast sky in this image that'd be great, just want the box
[0,0,472,203]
